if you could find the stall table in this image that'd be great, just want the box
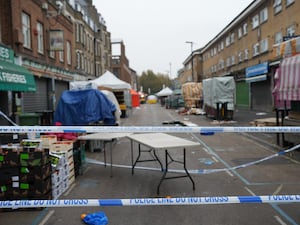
[77,132,131,176]
[127,133,200,195]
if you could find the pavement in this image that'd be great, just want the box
[1,104,300,225]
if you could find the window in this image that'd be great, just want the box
[226,57,231,67]
[225,36,230,47]
[273,0,282,14]
[75,23,80,42]
[220,41,224,50]
[287,25,295,36]
[230,33,235,43]
[37,22,44,54]
[253,43,260,56]
[238,27,242,39]
[244,49,249,60]
[260,39,269,53]
[274,32,283,44]
[76,52,81,69]
[66,41,71,65]
[252,14,259,29]
[238,52,243,63]
[243,23,248,35]
[59,50,64,62]
[260,8,268,24]
[49,51,55,59]
[22,12,31,48]
[286,0,294,7]
[231,55,236,65]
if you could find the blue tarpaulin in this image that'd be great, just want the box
[54,89,116,125]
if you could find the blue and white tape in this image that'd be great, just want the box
[1,125,300,133]
[87,143,300,175]
[0,195,300,209]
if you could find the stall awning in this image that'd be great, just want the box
[273,54,300,101]
[0,60,36,92]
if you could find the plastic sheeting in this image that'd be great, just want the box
[203,77,235,110]
[54,89,116,125]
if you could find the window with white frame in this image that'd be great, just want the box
[49,51,55,59]
[243,23,248,35]
[230,33,235,43]
[260,38,269,53]
[221,41,224,50]
[59,50,64,62]
[260,8,268,24]
[22,12,31,48]
[274,31,283,44]
[244,49,249,60]
[287,25,295,36]
[225,36,230,46]
[37,22,44,54]
[286,0,294,7]
[238,27,242,39]
[252,14,259,29]
[273,0,282,14]
[66,41,71,65]
[75,23,80,42]
[219,59,224,69]
[226,57,231,67]
[231,55,236,65]
[81,55,84,70]
[253,43,260,56]
[76,52,81,69]
[238,52,243,62]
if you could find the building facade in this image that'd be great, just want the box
[0,0,115,125]
[182,0,299,112]
[111,40,132,85]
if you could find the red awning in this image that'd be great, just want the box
[273,54,300,101]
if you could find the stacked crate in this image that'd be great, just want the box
[0,140,52,201]
[49,141,75,199]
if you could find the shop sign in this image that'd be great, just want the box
[49,30,64,51]
[246,62,268,78]
[0,44,14,63]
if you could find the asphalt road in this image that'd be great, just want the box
[1,103,300,225]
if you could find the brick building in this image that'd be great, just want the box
[182,0,299,111]
[0,0,113,124]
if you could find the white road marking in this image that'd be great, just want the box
[274,215,287,225]
[273,184,283,195]
[244,186,256,196]
[38,209,55,225]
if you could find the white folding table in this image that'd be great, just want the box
[127,132,200,195]
[77,132,131,176]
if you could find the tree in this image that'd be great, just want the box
[138,70,172,95]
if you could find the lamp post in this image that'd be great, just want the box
[185,41,195,82]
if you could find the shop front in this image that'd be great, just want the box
[245,62,273,112]
[0,44,36,125]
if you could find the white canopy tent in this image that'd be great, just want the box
[156,87,173,97]
[93,71,131,90]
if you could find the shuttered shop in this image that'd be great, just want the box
[23,77,48,112]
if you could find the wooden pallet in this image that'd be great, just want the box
[252,117,281,126]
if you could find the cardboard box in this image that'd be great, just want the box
[40,135,57,149]
[50,141,73,152]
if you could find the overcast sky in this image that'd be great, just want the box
[94,0,254,78]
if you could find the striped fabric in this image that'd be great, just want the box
[273,54,300,102]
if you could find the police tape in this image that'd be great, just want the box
[86,143,300,175]
[1,125,300,134]
[1,195,300,209]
